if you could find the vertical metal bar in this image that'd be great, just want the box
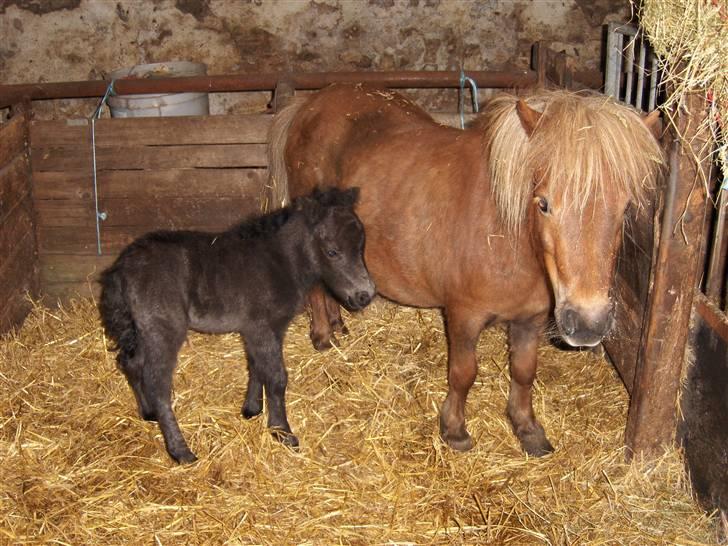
[705,185,728,305]
[648,54,659,111]
[624,39,635,106]
[605,22,621,98]
[635,39,647,110]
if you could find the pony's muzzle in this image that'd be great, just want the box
[557,302,615,348]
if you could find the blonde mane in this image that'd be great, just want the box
[479,89,665,233]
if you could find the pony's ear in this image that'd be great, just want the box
[642,109,662,140]
[516,99,542,137]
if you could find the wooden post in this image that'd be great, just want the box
[625,92,713,458]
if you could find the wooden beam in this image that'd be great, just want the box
[625,92,714,459]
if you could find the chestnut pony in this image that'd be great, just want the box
[267,84,663,456]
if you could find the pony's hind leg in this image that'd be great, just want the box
[324,292,349,336]
[138,329,197,464]
[439,309,490,451]
[507,318,554,456]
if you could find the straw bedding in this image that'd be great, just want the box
[0,298,720,544]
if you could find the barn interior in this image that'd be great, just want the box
[1,1,726,544]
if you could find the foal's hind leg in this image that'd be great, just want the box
[139,328,197,464]
[507,318,554,456]
[117,350,156,421]
[241,341,263,419]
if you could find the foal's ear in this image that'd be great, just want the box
[516,99,542,137]
[642,109,663,140]
[297,196,326,225]
[337,187,360,207]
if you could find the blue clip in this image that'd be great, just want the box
[459,70,479,130]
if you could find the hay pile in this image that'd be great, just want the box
[0,298,719,544]
[640,0,728,182]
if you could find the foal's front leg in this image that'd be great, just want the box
[507,318,554,456]
[242,332,298,447]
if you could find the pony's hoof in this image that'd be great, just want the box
[518,430,555,457]
[441,430,474,452]
[310,332,334,351]
[271,429,299,449]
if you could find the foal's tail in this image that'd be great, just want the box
[265,96,307,211]
[98,262,138,367]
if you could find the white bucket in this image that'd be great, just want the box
[107,61,209,118]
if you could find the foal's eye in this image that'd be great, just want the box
[536,197,550,215]
[326,249,339,258]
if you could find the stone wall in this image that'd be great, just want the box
[0,0,631,118]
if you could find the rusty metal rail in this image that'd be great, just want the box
[0,69,538,109]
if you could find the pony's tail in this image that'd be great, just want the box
[265,96,307,211]
[98,263,138,368]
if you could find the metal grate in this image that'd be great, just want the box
[604,22,661,112]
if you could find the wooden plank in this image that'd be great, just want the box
[0,195,34,261]
[30,114,272,147]
[31,143,267,171]
[0,114,26,170]
[0,231,37,333]
[38,222,264,255]
[40,254,115,285]
[32,168,267,200]
[625,93,714,459]
[0,153,31,222]
[40,280,100,306]
[36,196,262,229]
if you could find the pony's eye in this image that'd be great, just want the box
[326,249,339,258]
[536,197,550,215]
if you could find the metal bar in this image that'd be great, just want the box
[624,39,635,106]
[635,39,647,110]
[604,22,620,97]
[648,55,659,110]
[0,69,537,109]
[705,185,728,305]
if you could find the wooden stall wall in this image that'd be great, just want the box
[29,114,271,303]
[0,107,39,333]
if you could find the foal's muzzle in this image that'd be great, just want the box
[556,302,615,348]
[345,287,375,311]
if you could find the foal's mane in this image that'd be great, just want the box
[234,206,292,239]
[477,89,665,232]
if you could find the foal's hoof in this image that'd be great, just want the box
[170,447,198,465]
[271,429,299,449]
[242,402,262,419]
[518,429,555,457]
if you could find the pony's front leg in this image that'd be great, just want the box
[308,284,335,350]
[440,309,489,451]
[507,318,554,456]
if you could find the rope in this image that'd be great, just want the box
[459,70,479,129]
[90,80,115,255]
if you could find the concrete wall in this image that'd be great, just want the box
[0,0,631,118]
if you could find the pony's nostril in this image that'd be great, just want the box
[562,308,578,336]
